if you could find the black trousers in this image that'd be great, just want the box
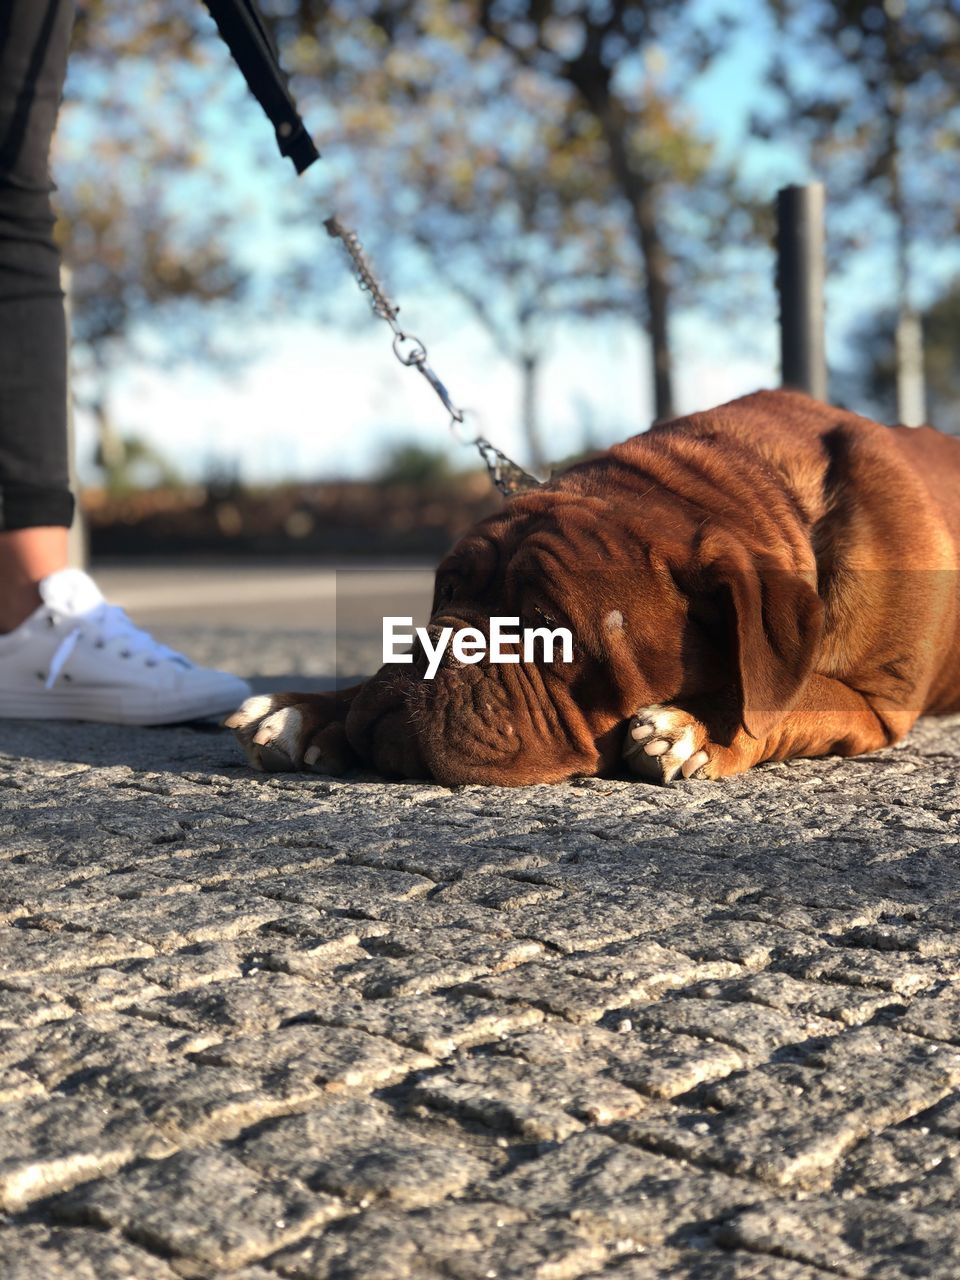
[0,0,75,531]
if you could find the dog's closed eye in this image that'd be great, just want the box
[433,578,457,610]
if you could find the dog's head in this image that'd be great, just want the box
[345,468,823,785]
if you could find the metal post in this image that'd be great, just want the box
[61,266,88,569]
[776,183,827,401]
[895,308,926,426]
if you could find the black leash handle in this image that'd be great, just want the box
[202,0,320,174]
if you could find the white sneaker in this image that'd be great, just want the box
[0,569,251,725]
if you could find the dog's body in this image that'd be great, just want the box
[230,390,960,785]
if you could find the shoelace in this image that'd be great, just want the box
[45,603,191,690]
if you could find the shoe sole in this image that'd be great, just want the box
[0,689,249,726]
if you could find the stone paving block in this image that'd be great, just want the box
[277,926,545,1005]
[27,869,199,912]
[622,995,838,1058]
[0,866,131,922]
[562,938,744,991]
[461,962,666,1025]
[618,1026,960,1188]
[718,1196,960,1278]
[105,1061,311,1142]
[832,1124,960,1210]
[267,1200,608,1280]
[889,985,960,1045]
[410,1051,646,1140]
[497,1020,746,1101]
[237,1096,496,1208]
[363,896,540,936]
[324,990,546,1058]
[782,946,960,995]
[0,926,154,981]
[327,950,513,1001]
[351,839,562,883]
[299,927,541,1000]
[255,865,434,916]
[1,964,165,1016]
[363,924,545,971]
[515,875,705,924]
[27,892,287,953]
[259,907,391,948]
[262,901,383,937]
[598,1250,833,1278]
[0,1223,180,1279]
[0,1093,170,1212]
[490,1130,764,1244]
[125,939,249,994]
[57,1148,344,1270]
[714,893,885,937]
[0,1013,210,1091]
[501,899,661,953]
[143,847,339,887]
[132,972,329,1032]
[0,984,73,1030]
[650,920,819,970]
[918,1090,960,1137]
[0,1066,44,1105]
[837,921,960,957]
[193,1022,436,1091]
[430,872,565,911]
[683,972,901,1027]
[610,1034,748,1101]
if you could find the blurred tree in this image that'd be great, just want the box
[61,0,752,483]
[758,0,960,424]
[58,1,247,483]
[466,0,745,422]
[838,280,960,434]
[264,0,748,426]
[377,441,453,487]
[390,61,641,470]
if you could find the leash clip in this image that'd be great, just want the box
[326,214,539,494]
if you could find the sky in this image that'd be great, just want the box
[57,3,959,486]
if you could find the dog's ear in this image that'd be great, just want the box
[699,529,823,741]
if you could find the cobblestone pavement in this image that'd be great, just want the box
[1,628,959,1279]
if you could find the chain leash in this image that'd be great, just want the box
[324,216,542,498]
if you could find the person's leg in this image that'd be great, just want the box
[0,0,76,633]
[0,526,68,631]
[0,0,250,722]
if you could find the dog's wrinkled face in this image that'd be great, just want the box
[344,484,731,785]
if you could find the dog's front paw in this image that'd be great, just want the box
[622,704,714,784]
[225,692,357,775]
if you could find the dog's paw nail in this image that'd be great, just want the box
[644,738,670,756]
[304,746,321,766]
[630,723,654,741]
[252,706,302,751]
[682,749,709,778]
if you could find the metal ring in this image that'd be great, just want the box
[392,331,427,367]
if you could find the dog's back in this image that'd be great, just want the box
[608,389,960,719]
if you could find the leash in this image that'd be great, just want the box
[324,218,543,498]
[205,0,541,497]
[202,0,319,173]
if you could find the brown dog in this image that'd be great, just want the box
[228,389,960,785]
